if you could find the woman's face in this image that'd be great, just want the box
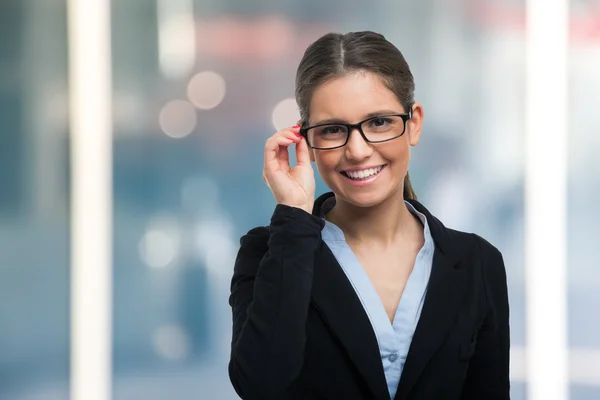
[307,71,423,208]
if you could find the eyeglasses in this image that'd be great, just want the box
[299,109,412,150]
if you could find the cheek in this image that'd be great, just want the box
[400,146,411,166]
[381,143,412,182]
[314,153,342,183]
[384,140,411,165]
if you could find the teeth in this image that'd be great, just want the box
[346,166,383,180]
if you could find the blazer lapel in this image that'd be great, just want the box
[311,242,390,400]
[394,200,468,399]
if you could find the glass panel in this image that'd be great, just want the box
[111,0,526,398]
[0,0,70,399]
[568,0,600,398]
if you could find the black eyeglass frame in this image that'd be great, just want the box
[299,107,413,150]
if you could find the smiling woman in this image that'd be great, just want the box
[228,31,510,400]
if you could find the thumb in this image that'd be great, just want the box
[295,135,311,166]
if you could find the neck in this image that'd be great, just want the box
[326,188,418,246]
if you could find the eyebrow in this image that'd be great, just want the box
[311,109,403,126]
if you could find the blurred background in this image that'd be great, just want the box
[0,0,599,399]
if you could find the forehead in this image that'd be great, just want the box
[308,71,403,124]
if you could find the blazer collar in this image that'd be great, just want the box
[311,192,468,400]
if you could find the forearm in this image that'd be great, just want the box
[229,205,324,399]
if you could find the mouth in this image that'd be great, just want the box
[340,164,387,181]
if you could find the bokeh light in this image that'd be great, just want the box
[187,71,227,110]
[138,216,181,269]
[158,99,197,138]
[152,324,191,361]
[271,97,300,131]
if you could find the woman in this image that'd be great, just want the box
[228,31,510,400]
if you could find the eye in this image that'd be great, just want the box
[369,117,392,127]
[319,125,345,135]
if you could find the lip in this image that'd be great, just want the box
[340,164,387,187]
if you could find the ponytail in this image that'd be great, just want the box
[403,171,417,200]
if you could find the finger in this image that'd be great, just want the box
[281,127,303,143]
[276,129,301,173]
[264,134,295,176]
[295,133,311,166]
[264,127,300,160]
[277,145,290,174]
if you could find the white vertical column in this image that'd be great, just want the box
[525,0,569,399]
[68,0,113,399]
[157,0,195,80]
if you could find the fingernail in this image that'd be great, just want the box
[292,125,300,129]
[294,132,301,138]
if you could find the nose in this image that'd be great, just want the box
[344,127,373,161]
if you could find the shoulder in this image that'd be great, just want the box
[407,198,503,265]
[240,225,270,243]
[444,228,508,311]
[238,204,324,254]
[443,226,506,279]
[238,226,269,256]
[237,204,315,250]
[446,228,503,263]
[442,228,509,321]
[412,199,507,288]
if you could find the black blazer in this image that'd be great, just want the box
[229,192,510,400]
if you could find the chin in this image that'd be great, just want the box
[333,184,402,209]
[342,192,387,208]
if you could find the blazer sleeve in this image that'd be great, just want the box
[462,238,511,399]
[228,204,324,400]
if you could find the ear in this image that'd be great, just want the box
[407,102,423,147]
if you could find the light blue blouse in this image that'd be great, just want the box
[320,198,434,399]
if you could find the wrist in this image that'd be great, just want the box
[279,202,313,215]
[299,204,313,214]
[271,203,323,229]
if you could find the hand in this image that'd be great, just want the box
[262,126,316,214]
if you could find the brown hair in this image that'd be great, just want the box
[295,31,418,200]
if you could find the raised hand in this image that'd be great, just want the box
[262,125,316,214]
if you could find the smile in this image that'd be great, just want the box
[341,165,386,182]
